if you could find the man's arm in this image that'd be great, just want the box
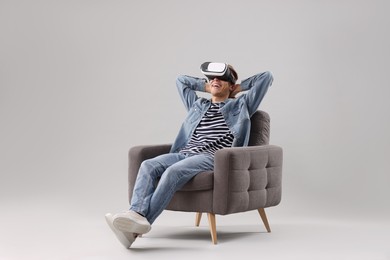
[237,71,273,116]
[176,75,207,111]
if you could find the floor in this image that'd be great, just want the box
[1,198,389,260]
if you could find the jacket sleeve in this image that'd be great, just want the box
[176,75,207,112]
[239,71,274,116]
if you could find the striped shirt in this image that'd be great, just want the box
[180,102,234,157]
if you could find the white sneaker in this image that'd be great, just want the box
[113,210,151,234]
[105,213,136,249]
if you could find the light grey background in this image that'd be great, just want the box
[1,0,389,259]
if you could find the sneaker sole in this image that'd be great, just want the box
[113,217,151,234]
[105,214,135,248]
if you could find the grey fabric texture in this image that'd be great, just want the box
[128,110,283,215]
[248,110,270,146]
[212,145,283,215]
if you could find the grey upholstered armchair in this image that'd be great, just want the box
[128,110,283,244]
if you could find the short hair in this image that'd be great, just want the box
[228,64,238,84]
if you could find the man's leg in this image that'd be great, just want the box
[146,153,214,224]
[113,153,186,234]
[130,153,186,216]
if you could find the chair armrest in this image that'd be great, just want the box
[128,144,172,202]
[212,145,283,215]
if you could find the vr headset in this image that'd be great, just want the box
[200,62,236,84]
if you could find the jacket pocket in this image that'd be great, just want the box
[187,104,202,123]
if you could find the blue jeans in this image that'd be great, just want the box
[129,152,214,224]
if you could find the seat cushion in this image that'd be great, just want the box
[179,170,214,191]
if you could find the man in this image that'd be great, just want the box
[106,62,273,248]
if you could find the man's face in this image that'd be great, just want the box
[209,78,232,98]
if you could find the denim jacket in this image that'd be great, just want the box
[170,71,273,153]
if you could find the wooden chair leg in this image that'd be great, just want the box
[258,208,271,232]
[207,213,217,244]
[195,212,202,227]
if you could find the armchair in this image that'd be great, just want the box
[128,110,283,244]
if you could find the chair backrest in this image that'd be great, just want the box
[248,110,270,146]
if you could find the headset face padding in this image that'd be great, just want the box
[200,62,236,84]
